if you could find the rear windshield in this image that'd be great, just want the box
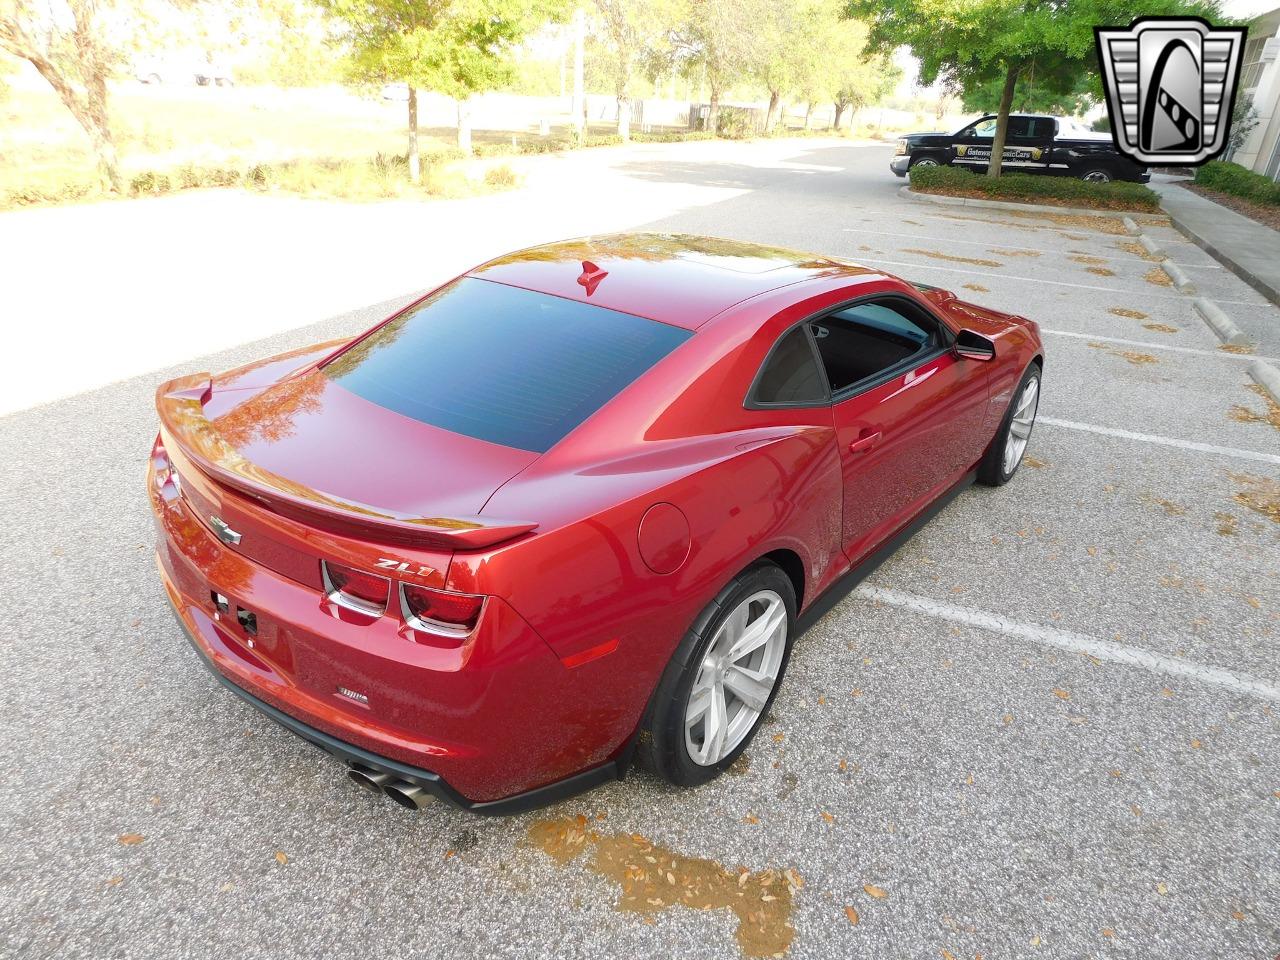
[322,277,692,453]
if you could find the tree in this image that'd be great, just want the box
[668,0,758,133]
[591,0,677,141]
[846,0,1222,177]
[0,0,124,190]
[320,0,557,172]
[960,59,1095,116]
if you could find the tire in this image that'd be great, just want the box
[637,562,797,788]
[977,363,1041,487]
[910,155,942,169]
[1079,167,1113,184]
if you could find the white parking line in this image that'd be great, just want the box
[855,256,1264,306]
[1041,328,1280,364]
[1039,417,1280,465]
[858,586,1280,702]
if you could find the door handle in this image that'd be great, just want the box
[849,431,882,454]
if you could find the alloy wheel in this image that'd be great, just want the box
[684,589,787,766]
[1003,376,1039,474]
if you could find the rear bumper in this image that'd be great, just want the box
[150,471,634,808]
[162,593,625,814]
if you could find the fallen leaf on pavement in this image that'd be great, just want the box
[274,851,288,865]
[117,834,144,846]
[864,883,888,900]
[844,905,860,925]
[1052,689,1070,701]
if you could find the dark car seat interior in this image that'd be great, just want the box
[810,302,935,392]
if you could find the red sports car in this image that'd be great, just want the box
[150,234,1043,814]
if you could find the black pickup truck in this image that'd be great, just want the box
[890,114,1150,183]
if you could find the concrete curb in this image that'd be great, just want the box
[1162,206,1280,308]
[1123,216,1141,235]
[898,186,1155,220]
[1139,233,1166,259]
[1194,298,1250,346]
[1161,260,1197,294]
[1249,360,1280,407]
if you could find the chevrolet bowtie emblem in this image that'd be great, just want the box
[209,515,242,546]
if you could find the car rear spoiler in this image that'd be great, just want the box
[155,373,538,550]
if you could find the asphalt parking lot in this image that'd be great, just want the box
[2,140,1278,959]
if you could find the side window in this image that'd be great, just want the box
[753,325,827,405]
[1005,117,1031,139]
[971,118,998,138]
[809,300,943,395]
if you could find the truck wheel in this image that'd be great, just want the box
[910,155,942,169]
[1079,167,1113,184]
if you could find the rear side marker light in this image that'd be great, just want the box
[322,560,390,616]
[151,435,182,500]
[401,583,484,637]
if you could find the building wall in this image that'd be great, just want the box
[1234,7,1280,179]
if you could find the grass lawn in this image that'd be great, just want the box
[0,83,635,207]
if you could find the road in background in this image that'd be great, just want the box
[2,139,1277,960]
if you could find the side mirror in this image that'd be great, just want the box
[954,328,996,361]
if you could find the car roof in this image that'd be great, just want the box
[467,233,882,330]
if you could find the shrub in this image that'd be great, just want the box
[716,107,759,140]
[1195,160,1280,206]
[483,163,519,189]
[909,164,1160,211]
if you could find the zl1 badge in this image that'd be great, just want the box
[1095,16,1247,166]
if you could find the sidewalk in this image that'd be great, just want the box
[1150,177,1280,306]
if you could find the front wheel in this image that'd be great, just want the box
[977,364,1041,486]
[637,563,796,787]
[910,155,942,169]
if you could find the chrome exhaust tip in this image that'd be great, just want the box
[347,764,394,793]
[382,779,434,810]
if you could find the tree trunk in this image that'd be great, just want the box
[766,89,780,131]
[407,87,420,182]
[457,98,472,156]
[617,95,631,141]
[571,8,585,138]
[708,84,720,134]
[24,54,122,191]
[988,62,1019,179]
[834,102,847,130]
[804,102,814,130]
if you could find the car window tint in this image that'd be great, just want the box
[754,326,826,405]
[1006,117,1031,138]
[972,118,998,138]
[322,277,691,453]
[810,301,939,394]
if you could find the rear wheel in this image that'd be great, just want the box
[977,364,1040,486]
[637,562,796,787]
[1079,167,1113,184]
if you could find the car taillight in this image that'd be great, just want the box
[401,583,484,636]
[322,560,390,616]
[151,435,181,500]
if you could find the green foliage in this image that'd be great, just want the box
[960,64,1096,116]
[319,0,561,96]
[1195,161,1280,207]
[909,164,1160,211]
[716,105,758,138]
[848,0,1223,175]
